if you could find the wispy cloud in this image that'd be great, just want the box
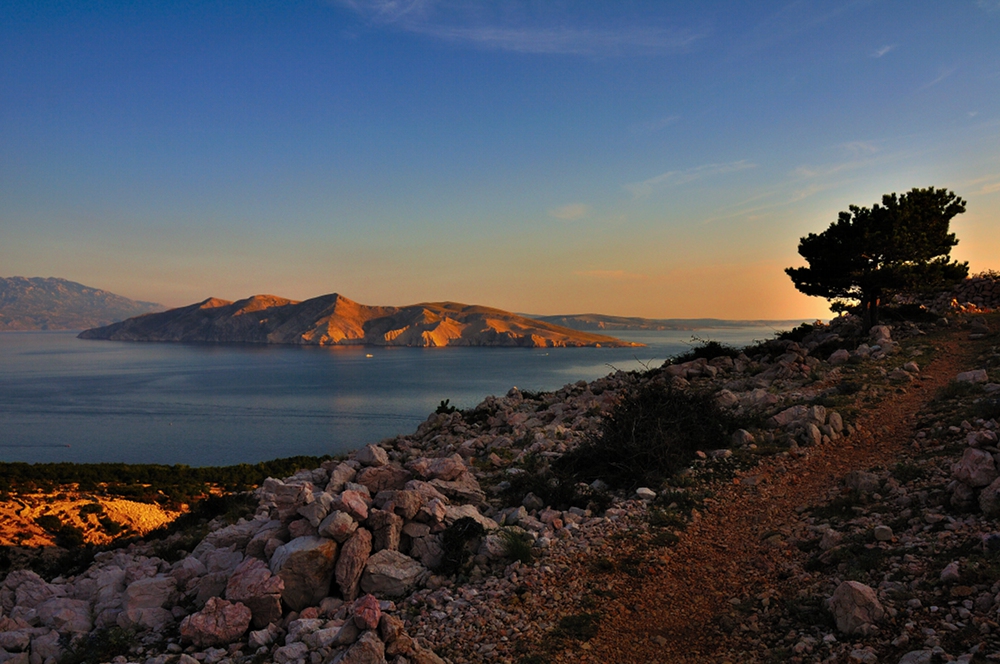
[574,269,646,281]
[334,1,703,56]
[920,67,956,90]
[548,203,588,221]
[625,160,757,198]
[872,44,896,58]
[966,175,1000,195]
[977,0,1000,13]
[839,140,881,158]
[629,115,680,134]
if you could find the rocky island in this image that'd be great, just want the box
[78,293,640,348]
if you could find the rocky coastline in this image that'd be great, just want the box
[3,284,1000,663]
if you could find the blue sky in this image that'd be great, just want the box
[2,0,998,318]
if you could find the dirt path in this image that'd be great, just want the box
[556,331,976,663]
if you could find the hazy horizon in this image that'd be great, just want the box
[3,2,998,320]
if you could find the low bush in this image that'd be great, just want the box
[669,339,741,364]
[498,528,534,565]
[59,626,138,664]
[555,381,748,490]
[439,517,485,576]
[35,515,62,533]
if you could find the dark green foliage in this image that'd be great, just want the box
[937,380,984,401]
[59,626,138,664]
[892,462,926,484]
[99,516,123,536]
[439,517,485,575]
[552,612,601,641]
[786,187,968,328]
[556,381,747,490]
[55,525,85,548]
[497,453,612,512]
[971,396,1000,422]
[35,514,62,533]
[146,493,257,541]
[78,502,104,517]
[877,303,941,323]
[669,339,740,364]
[0,455,333,509]
[435,399,457,414]
[777,323,815,343]
[498,528,534,564]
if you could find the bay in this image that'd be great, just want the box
[0,326,790,466]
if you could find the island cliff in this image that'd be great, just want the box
[78,293,641,348]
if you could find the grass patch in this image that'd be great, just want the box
[498,528,534,565]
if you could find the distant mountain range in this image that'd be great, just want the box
[0,277,163,331]
[531,313,811,332]
[79,293,642,348]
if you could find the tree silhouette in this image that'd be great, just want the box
[786,187,968,329]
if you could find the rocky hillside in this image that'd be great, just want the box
[0,277,162,330]
[3,298,1000,663]
[79,293,639,348]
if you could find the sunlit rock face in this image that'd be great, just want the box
[79,292,643,348]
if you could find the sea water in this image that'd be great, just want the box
[0,326,790,466]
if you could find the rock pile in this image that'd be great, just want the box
[903,273,1000,315]
[3,313,993,664]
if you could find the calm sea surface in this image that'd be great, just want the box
[0,327,790,466]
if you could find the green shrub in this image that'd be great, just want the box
[435,399,457,414]
[55,525,85,548]
[439,517,485,575]
[78,503,104,517]
[555,382,747,490]
[99,517,123,536]
[35,515,62,533]
[669,339,741,364]
[498,528,533,564]
[59,627,137,664]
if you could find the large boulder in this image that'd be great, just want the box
[980,476,1000,516]
[325,462,359,493]
[351,594,382,630]
[355,465,412,494]
[368,510,404,553]
[443,504,499,530]
[334,490,371,521]
[225,557,284,629]
[319,510,359,543]
[360,550,427,598]
[957,369,989,383]
[337,630,385,664]
[117,575,177,631]
[829,581,884,635]
[336,528,373,601]
[35,598,92,633]
[179,596,252,648]
[355,444,389,467]
[1,571,64,612]
[270,536,339,612]
[952,447,998,487]
[428,473,486,506]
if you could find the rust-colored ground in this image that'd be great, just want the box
[556,329,977,664]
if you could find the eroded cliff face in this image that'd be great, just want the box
[78,293,642,348]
